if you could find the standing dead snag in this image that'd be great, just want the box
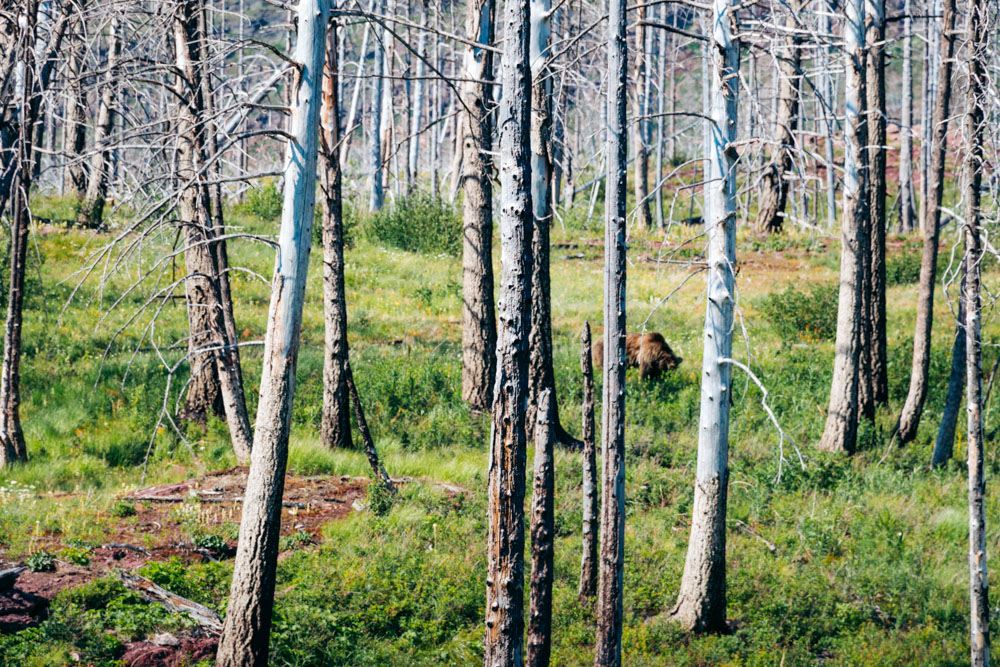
[894,0,957,446]
[483,0,533,658]
[527,389,555,667]
[320,15,352,450]
[962,1,990,662]
[669,0,739,633]
[578,322,598,600]
[214,0,328,663]
[818,0,868,455]
[594,0,626,657]
[345,363,394,493]
[459,0,497,414]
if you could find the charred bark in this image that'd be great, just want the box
[578,322,598,600]
[526,389,554,667]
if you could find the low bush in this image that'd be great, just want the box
[886,250,923,286]
[757,282,839,342]
[363,194,461,256]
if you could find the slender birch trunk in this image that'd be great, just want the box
[527,389,555,667]
[320,15,352,450]
[215,0,327,661]
[818,0,868,455]
[483,0,532,657]
[963,1,989,661]
[754,0,802,234]
[459,0,497,413]
[894,0,956,445]
[669,0,739,631]
[594,0,627,656]
[578,322,598,599]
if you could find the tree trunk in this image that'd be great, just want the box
[669,0,739,632]
[933,286,964,468]
[753,0,802,235]
[0,0,37,467]
[578,322,598,600]
[345,362,394,490]
[894,0,956,445]
[897,0,916,233]
[863,0,887,413]
[820,2,837,230]
[918,0,942,234]
[962,1,989,662]
[369,0,385,212]
[459,0,496,413]
[594,0,627,657]
[76,17,121,228]
[818,0,868,455]
[526,389,554,667]
[631,5,650,231]
[63,6,87,199]
[407,1,427,192]
[214,0,327,661]
[320,16,352,450]
[483,0,532,658]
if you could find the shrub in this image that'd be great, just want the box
[363,194,460,256]
[27,550,56,572]
[194,533,228,556]
[240,178,283,221]
[758,282,839,342]
[108,500,136,517]
[366,481,396,517]
[58,546,91,567]
[885,250,923,286]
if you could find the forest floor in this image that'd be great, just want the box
[0,191,997,665]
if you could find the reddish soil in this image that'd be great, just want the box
[0,469,372,666]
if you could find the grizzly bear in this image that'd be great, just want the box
[592,332,682,380]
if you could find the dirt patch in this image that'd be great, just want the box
[120,635,218,667]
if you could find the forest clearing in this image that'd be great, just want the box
[1,0,1000,664]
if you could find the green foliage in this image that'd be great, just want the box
[366,480,396,517]
[238,178,283,221]
[26,550,56,572]
[58,546,91,567]
[757,282,839,342]
[886,249,923,286]
[108,500,136,517]
[363,194,461,256]
[194,533,229,555]
[279,530,314,551]
[313,198,361,249]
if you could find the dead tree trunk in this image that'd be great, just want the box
[63,5,87,199]
[894,0,957,445]
[594,0,627,657]
[754,0,802,234]
[578,322,598,600]
[897,0,916,233]
[527,389,555,667]
[483,0,532,658]
[459,0,496,413]
[818,0,868,455]
[214,0,327,662]
[0,0,38,467]
[632,4,650,230]
[933,283,965,468]
[369,0,386,212]
[345,363,394,491]
[320,18,352,450]
[863,0,888,412]
[77,17,120,228]
[962,1,989,661]
[669,0,739,631]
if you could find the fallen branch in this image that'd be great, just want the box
[0,566,25,591]
[117,571,223,633]
[126,495,307,509]
[735,520,777,553]
[99,543,151,556]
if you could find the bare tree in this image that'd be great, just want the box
[669,0,739,631]
[578,321,598,600]
[632,3,650,230]
[594,0,627,657]
[483,0,533,658]
[893,0,957,445]
[369,0,386,212]
[933,282,965,467]
[818,0,868,455]
[215,0,328,661]
[897,0,916,233]
[459,0,496,413]
[527,388,555,667]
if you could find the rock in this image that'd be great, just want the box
[152,632,179,647]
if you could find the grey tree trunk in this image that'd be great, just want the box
[0,0,37,467]
[77,17,121,228]
[63,6,87,199]
[345,362,394,490]
[459,0,496,413]
[818,0,868,455]
[918,0,942,233]
[407,1,427,191]
[933,284,965,468]
[897,0,916,233]
[963,1,989,662]
[369,0,385,212]
[214,0,327,661]
[631,5,650,230]
[894,0,956,445]
[340,6,371,169]
[593,0,626,657]
[527,389,555,667]
[320,17,352,450]
[753,0,802,234]
[483,0,532,658]
[863,0,887,413]
[578,322,598,600]
[820,1,837,230]
[669,0,739,632]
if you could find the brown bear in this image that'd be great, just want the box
[592,332,682,379]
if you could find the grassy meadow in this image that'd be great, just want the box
[0,188,997,665]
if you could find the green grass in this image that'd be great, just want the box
[0,192,998,665]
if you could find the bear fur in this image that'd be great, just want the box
[592,332,682,379]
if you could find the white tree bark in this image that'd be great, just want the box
[669,0,740,632]
[214,0,328,662]
[369,0,386,211]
